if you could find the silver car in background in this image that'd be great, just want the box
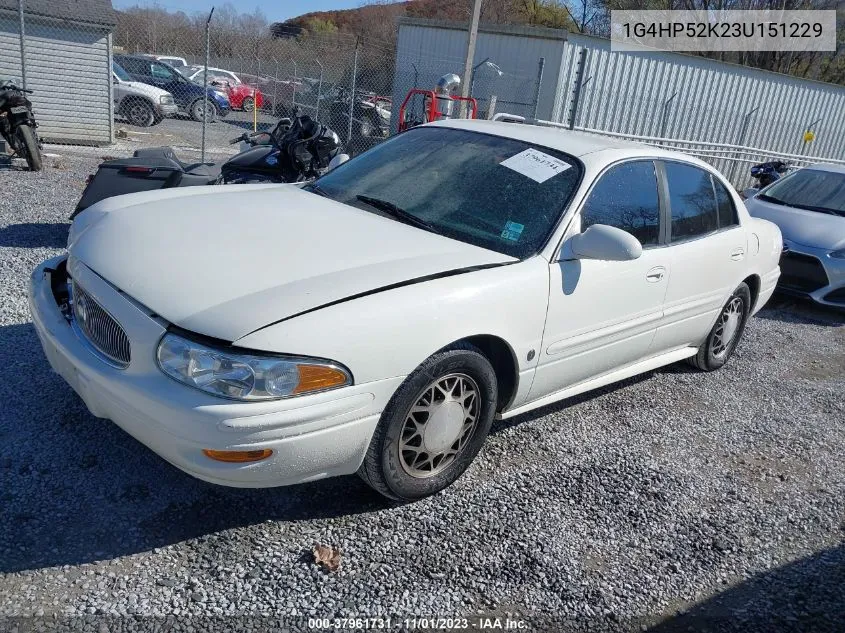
[745,163,845,308]
[112,61,176,127]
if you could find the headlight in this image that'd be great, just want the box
[829,249,845,259]
[159,95,174,105]
[156,333,351,401]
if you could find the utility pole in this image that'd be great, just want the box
[461,0,482,101]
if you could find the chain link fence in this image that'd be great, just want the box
[1,2,550,164]
[8,1,839,189]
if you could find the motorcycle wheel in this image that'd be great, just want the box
[16,124,42,172]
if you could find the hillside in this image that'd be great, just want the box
[270,1,575,42]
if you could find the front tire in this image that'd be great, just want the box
[242,96,255,112]
[190,98,217,122]
[689,282,751,371]
[358,343,497,501]
[124,98,155,127]
[16,125,42,171]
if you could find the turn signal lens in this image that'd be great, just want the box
[293,365,351,394]
[202,449,273,463]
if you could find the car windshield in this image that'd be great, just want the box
[760,168,845,217]
[308,127,582,259]
[112,62,131,82]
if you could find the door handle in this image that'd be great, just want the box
[646,267,666,282]
[731,248,745,261]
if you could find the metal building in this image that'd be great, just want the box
[393,18,845,185]
[394,17,566,123]
[0,0,116,145]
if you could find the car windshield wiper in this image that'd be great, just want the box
[757,194,789,206]
[355,195,439,234]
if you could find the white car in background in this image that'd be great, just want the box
[112,61,176,127]
[29,120,781,501]
[744,163,845,308]
[149,55,188,68]
[179,65,242,86]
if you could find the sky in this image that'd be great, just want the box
[111,0,390,23]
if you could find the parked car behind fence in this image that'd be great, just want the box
[114,54,230,122]
[112,61,176,127]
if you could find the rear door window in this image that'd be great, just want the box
[665,162,719,241]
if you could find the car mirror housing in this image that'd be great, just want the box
[568,224,643,261]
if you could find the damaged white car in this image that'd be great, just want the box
[30,120,782,500]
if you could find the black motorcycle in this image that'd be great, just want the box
[223,113,344,184]
[741,160,790,200]
[72,113,345,218]
[0,79,42,171]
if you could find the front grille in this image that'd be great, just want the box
[779,252,829,293]
[71,280,131,367]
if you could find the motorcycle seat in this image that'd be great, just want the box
[133,146,221,180]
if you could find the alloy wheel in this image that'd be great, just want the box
[398,373,479,478]
[128,102,153,127]
[712,296,743,358]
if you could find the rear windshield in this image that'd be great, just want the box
[760,168,845,216]
[308,127,583,259]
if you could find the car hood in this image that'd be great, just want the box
[124,81,171,101]
[69,185,514,342]
[745,197,845,250]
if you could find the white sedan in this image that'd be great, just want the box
[29,120,782,500]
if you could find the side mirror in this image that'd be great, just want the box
[740,187,759,200]
[568,224,642,261]
[328,153,350,170]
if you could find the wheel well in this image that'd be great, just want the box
[743,274,760,311]
[462,335,518,412]
[119,96,153,114]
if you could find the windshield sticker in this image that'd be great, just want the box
[501,221,525,241]
[500,148,571,183]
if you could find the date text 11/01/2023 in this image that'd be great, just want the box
[307,617,529,630]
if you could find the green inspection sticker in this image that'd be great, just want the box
[501,221,525,241]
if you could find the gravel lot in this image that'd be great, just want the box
[0,155,843,632]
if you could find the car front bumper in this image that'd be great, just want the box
[157,103,178,118]
[29,256,402,488]
[778,243,845,308]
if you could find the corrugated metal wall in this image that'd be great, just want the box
[0,10,112,145]
[393,20,844,187]
[393,19,566,128]
[556,34,845,183]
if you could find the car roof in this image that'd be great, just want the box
[189,66,231,73]
[430,119,706,165]
[801,163,845,175]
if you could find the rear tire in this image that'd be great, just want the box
[16,125,42,171]
[242,96,255,112]
[689,282,751,371]
[358,342,497,501]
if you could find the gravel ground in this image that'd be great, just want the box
[0,157,843,632]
